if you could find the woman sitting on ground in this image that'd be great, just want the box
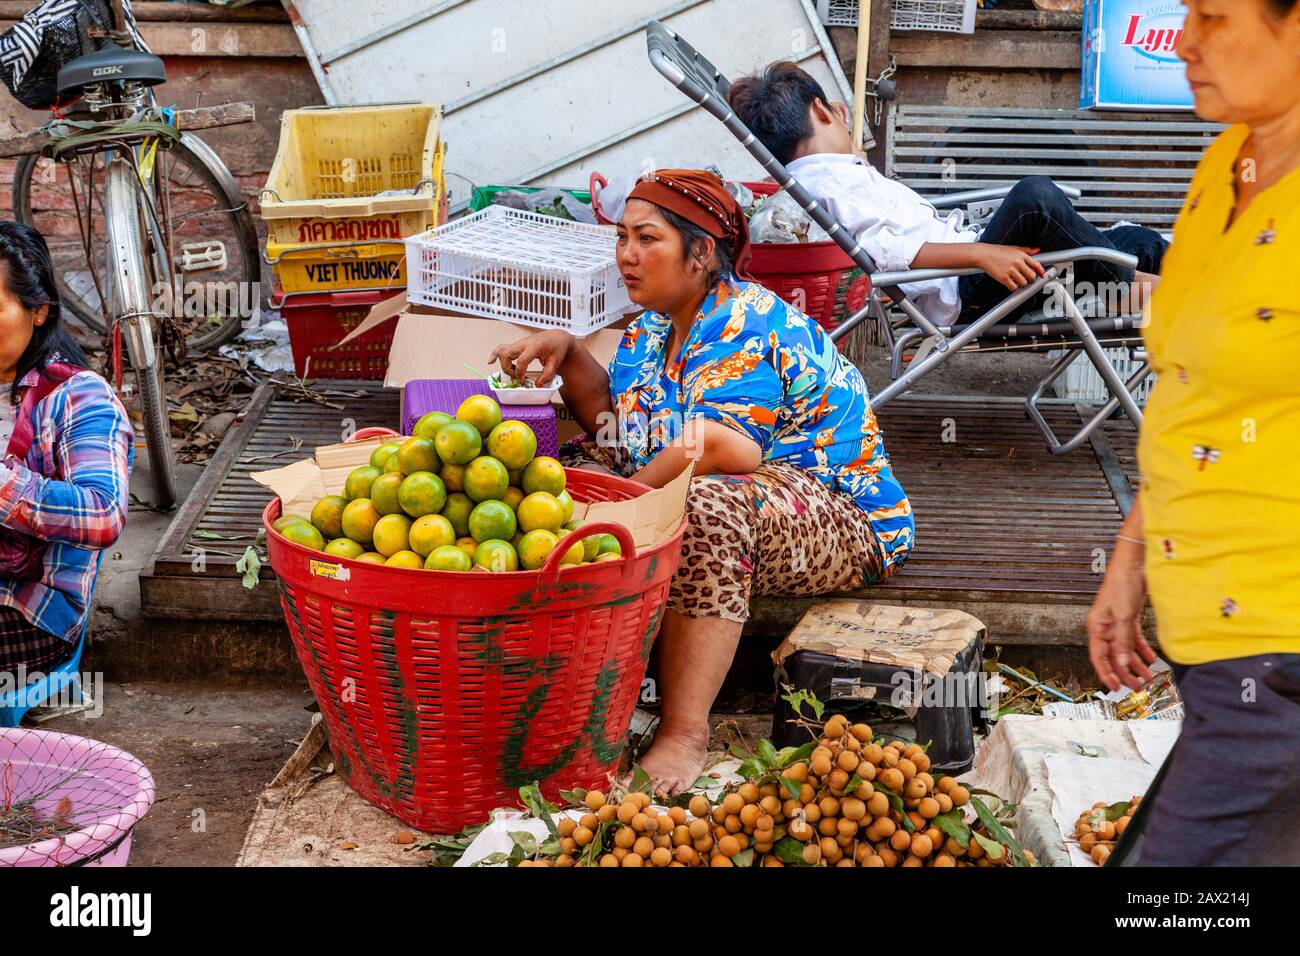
[491,169,913,793]
[0,222,133,677]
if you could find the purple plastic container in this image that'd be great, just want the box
[401,379,560,458]
[0,727,155,867]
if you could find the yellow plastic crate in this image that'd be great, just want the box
[264,135,445,293]
[266,237,407,293]
[260,104,444,249]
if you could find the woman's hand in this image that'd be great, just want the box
[489,330,574,386]
[491,329,614,437]
[975,243,1046,291]
[1086,549,1157,693]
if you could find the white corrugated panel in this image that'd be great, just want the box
[284,0,858,197]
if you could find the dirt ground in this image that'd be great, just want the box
[36,681,314,867]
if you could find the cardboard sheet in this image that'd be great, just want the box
[252,436,388,521]
[772,602,985,677]
[582,465,694,550]
[331,295,629,390]
[253,458,328,523]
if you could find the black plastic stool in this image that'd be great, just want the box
[770,613,988,774]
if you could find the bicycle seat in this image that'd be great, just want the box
[57,45,166,98]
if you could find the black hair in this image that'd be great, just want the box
[1266,0,1298,14]
[657,207,736,291]
[727,61,832,166]
[0,221,89,405]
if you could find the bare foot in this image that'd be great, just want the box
[637,726,709,796]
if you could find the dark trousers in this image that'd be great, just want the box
[957,176,1170,324]
[1133,653,1300,866]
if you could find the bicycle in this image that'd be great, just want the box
[2,0,259,511]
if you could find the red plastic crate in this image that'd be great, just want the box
[273,286,404,380]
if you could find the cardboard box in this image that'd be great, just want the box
[333,295,631,443]
[773,602,986,679]
[1080,0,1193,111]
[251,438,691,555]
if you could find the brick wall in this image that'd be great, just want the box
[0,8,321,261]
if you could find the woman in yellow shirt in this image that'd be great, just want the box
[1087,0,1300,866]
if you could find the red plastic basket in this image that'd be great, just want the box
[263,469,686,834]
[744,182,871,341]
[273,286,404,380]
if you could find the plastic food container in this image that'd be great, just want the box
[489,372,563,406]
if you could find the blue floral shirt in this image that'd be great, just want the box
[607,275,913,576]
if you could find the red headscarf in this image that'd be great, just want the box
[626,169,754,281]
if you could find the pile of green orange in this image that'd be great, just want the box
[272,394,624,573]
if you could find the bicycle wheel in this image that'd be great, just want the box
[104,156,178,512]
[13,132,261,352]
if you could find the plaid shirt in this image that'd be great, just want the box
[0,366,133,642]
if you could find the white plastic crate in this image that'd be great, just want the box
[817,0,976,33]
[404,206,632,336]
[1049,348,1156,405]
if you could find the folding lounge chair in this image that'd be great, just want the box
[645,21,1152,456]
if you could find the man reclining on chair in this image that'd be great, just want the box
[727,62,1168,327]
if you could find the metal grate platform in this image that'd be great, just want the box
[141,381,400,620]
[142,388,1136,632]
[869,398,1133,605]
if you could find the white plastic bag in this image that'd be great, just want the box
[749,188,829,243]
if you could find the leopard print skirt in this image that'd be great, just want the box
[558,438,886,624]
[667,465,885,623]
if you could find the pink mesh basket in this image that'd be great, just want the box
[0,727,155,867]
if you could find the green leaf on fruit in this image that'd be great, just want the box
[777,740,816,768]
[874,781,914,832]
[774,837,807,865]
[973,832,1006,862]
[932,809,970,849]
[558,787,588,806]
[729,742,756,761]
[779,684,825,721]
[579,819,614,867]
[628,764,653,795]
[518,783,559,836]
[1105,801,1132,822]
[970,795,1028,867]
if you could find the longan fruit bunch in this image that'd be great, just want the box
[1074,796,1140,866]
[526,712,1025,868]
[779,713,1002,867]
[695,780,796,868]
[549,789,723,868]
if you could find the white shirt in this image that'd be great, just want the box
[787,152,981,327]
